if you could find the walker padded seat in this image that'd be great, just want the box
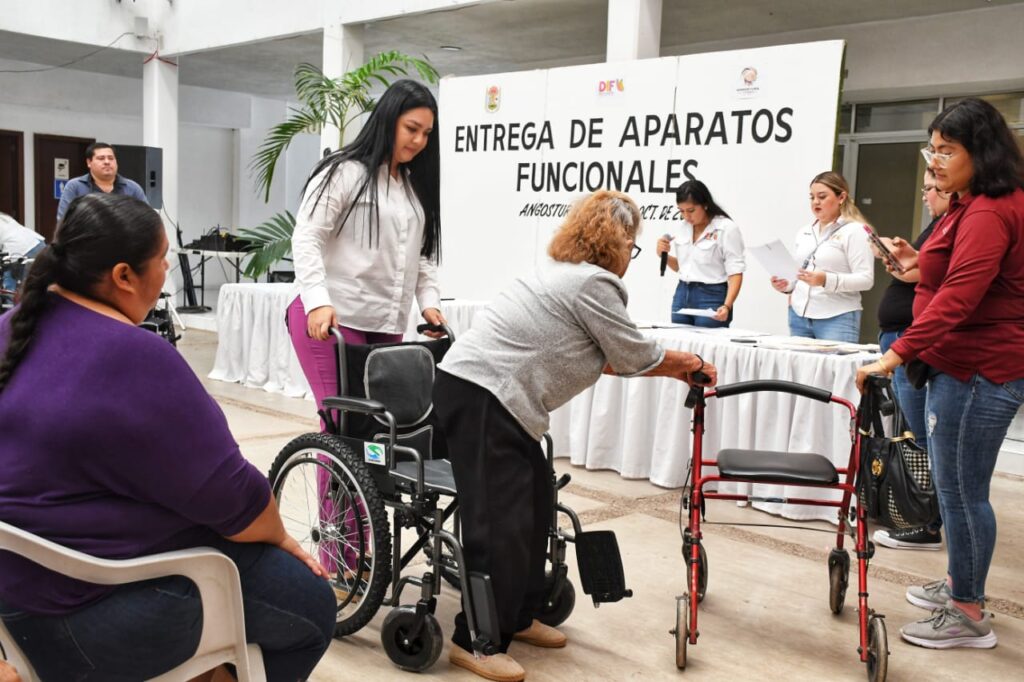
[716,448,839,485]
[392,458,458,496]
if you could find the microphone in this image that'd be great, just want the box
[659,233,673,276]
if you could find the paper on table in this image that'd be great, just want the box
[750,240,800,281]
[675,307,719,318]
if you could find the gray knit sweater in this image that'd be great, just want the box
[439,260,665,440]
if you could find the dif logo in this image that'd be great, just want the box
[598,79,624,95]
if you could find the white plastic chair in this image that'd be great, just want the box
[0,520,265,682]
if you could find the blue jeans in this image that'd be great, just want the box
[671,281,730,327]
[0,538,337,681]
[787,308,861,343]
[878,330,928,451]
[926,372,1024,604]
[880,329,941,532]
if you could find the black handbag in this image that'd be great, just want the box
[857,375,939,529]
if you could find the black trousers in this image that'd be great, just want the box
[433,370,551,653]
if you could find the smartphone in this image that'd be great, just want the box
[863,226,905,274]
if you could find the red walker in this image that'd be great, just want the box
[673,379,888,681]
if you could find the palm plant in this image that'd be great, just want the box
[239,51,439,278]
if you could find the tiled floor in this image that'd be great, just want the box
[181,329,1024,681]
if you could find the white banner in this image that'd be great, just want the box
[440,40,845,334]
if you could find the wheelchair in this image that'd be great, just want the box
[267,324,632,671]
[672,378,888,681]
[0,252,32,314]
[139,293,180,346]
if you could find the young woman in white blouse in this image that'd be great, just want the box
[655,180,745,327]
[770,171,874,342]
[288,79,446,413]
[287,80,446,588]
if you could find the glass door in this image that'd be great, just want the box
[852,140,927,344]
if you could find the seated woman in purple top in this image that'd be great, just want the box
[0,194,336,681]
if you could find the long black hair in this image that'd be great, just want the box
[301,79,441,260]
[929,97,1024,198]
[675,180,731,220]
[0,193,164,392]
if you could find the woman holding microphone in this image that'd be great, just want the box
[656,180,745,327]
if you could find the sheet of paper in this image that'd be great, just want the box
[750,240,800,281]
[674,307,719,318]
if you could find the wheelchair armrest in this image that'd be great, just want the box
[322,396,387,415]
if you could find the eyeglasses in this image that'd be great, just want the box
[630,244,642,260]
[921,185,950,197]
[920,147,956,167]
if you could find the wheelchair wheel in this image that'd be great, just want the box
[673,594,689,670]
[269,433,392,638]
[828,548,850,615]
[538,572,576,627]
[866,615,888,682]
[381,606,444,672]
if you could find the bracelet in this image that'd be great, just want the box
[691,353,705,373]
[877,356,893,374]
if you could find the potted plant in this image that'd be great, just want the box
[240,52,439,278]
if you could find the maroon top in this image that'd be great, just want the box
[891,188,1024,383]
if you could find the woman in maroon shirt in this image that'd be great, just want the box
[856,98,1024,650]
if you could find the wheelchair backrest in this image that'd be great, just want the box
[363,345,435,427]
[337,336,451,462]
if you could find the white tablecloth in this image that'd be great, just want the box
[548,327,876,522]
[209,283,488,399]
[210,285,870,520]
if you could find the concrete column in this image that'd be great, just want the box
[320,22,365,155]
[142,53,178,235]
[606,0,663,62]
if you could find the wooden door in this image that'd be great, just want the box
[33,134,93,241]
[0,130,24,224]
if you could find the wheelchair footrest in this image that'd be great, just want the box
[574,530,632,604]
[468,571,501,656]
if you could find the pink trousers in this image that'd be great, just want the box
[286,297,402,573]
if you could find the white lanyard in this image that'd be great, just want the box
[801,220,845,270]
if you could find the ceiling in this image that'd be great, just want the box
[0,0,1019,99]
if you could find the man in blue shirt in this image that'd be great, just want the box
[56,142,148,221]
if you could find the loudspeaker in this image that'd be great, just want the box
[115,144,162,209]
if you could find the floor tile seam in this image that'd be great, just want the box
[563,481,679,507]
[213,395,318,426]
[238,431,311,445]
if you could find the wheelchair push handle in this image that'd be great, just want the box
[416,322,455,341]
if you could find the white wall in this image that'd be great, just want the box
[0,56,319,301]
[0,0,156,52]
[663,4,1024,101]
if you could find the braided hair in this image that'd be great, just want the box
[0,193,164,392]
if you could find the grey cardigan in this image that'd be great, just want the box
[439,260,665,440]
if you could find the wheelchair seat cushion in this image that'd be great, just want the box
[716,448,839,485]
[391,458,458,496]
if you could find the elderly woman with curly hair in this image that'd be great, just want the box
[433,190,718,682]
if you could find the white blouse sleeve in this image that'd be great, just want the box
[721,220,746,276]
[291,163,360,313]
[825,223,875,293]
